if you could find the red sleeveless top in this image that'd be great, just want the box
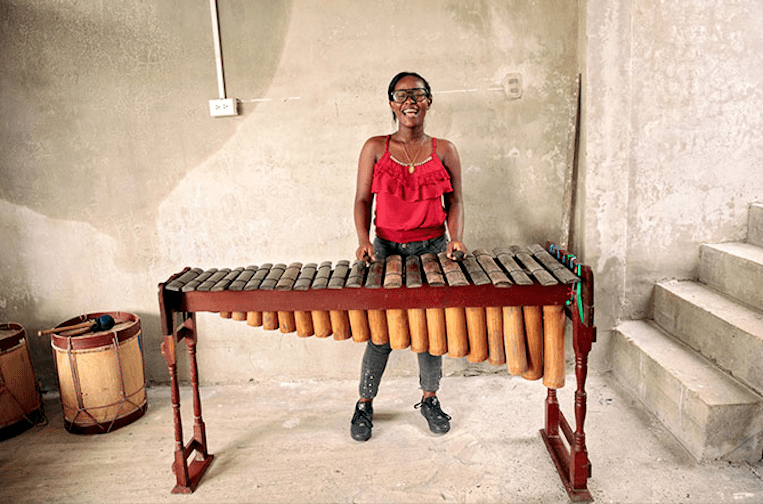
[371,136,453,242]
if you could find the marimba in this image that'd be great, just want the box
[158,243,596,502]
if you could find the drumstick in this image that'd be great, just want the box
[38,314,116,337]
[39,320,92,336]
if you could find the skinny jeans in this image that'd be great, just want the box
[358,235,447,399]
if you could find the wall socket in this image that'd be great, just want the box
[209,98,238,117]
[503,73,523,99]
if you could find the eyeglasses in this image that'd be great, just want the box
[390,88,429,103]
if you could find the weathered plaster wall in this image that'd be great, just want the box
[1,0,579,387]
[583,0,763,366]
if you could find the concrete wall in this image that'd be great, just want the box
[1,0,580,388]
[582,0,763,365]
[3,0,761,389]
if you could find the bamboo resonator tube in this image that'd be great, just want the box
[163,244,581,387]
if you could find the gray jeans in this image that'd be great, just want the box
[358,235,446,399]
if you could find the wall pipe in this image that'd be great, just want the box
[209,0,227,99]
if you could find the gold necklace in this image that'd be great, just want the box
[401,137,426,174]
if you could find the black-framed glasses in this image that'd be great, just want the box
[390,88,429,103]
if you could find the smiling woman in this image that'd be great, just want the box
[349,71,467,442]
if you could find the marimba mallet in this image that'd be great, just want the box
[384,255,410,350]
[438,251,469,359]
[37,314,116,337]
[421,253,447,356]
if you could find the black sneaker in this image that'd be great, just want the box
[415,396,451,434]
[350,400,373,441]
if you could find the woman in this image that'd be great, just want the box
[351,71,467,442]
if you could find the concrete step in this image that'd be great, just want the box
[699,242,763,311]
[653,280,763,395]
[611,320,763,462]
[749,203,763,247]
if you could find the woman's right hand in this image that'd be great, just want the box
[356,241,375,263]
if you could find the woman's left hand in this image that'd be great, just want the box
[447,240,467,261]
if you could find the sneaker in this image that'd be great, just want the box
[350,400,373,441]
[414,396,451,434]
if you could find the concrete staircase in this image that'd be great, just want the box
[612,203,763,463]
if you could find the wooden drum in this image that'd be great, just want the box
[0,323,42,434]
[50,312,147,434]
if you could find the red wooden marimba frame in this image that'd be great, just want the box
[157,242,596,502]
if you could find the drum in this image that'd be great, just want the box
[0,323,43,435]
[50,312,147,434]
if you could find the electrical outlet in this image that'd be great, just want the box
[503,73,523,99]
[209,98,238,117]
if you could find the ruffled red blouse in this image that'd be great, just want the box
[371,136,453,243]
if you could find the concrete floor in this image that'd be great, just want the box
[1,372,762,504]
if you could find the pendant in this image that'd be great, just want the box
[408,164,415,174]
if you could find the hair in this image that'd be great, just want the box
[387,71,432,122]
